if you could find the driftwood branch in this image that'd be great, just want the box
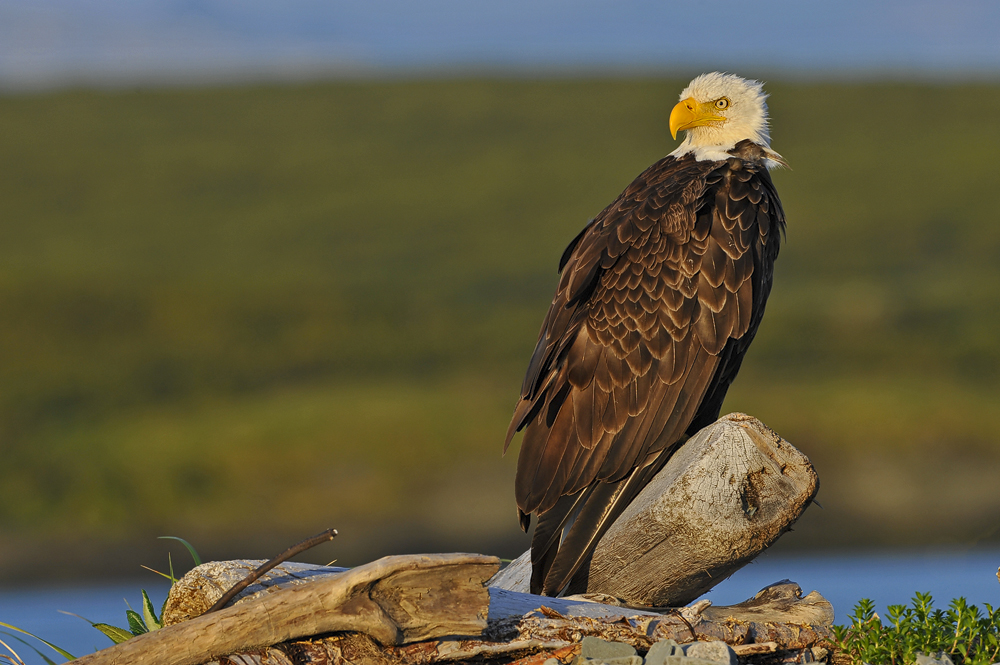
[73,553,498,665]
[700,579,833,625]
[483,583,832,652]
[154,558,832,665]
[491,413,819,606]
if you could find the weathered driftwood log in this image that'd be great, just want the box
[305,583,833,665]
[164,559,831,626]
[72,553,498,665]
[162,560,350,625]
[482,582,832,653]
[699,579,833,625]
[490,413,819,606]
[74,414,823,664]
[155,556,833,665]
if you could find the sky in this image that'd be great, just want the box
[0,1,998,88]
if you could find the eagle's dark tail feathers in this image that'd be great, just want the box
[528,490,590,593]
[530,456,672,596]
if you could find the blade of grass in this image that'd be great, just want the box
[139,565,174,583]
[0,622,74,661]
[157,536,201,567]
[58,610,134,646]
[0,636,27,665]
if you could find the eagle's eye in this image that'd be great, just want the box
[714,97,730,110]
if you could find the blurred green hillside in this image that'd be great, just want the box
[1,79,999,582]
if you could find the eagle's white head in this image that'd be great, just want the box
[668,72,784,167]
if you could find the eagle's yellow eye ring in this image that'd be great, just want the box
[714,97,730,110]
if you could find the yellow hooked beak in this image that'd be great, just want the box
[669,97,726,139]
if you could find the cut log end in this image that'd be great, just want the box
[492,413,820,606]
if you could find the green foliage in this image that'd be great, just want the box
[834,593,1000,665]
[2,79,1000,554]
[93,545,182,642]
[61,589,166,647]
[0,538,193,658]
[124,609,147,636]
[87,618,133,645]
[141,589,165,632]
[63,539,197,647]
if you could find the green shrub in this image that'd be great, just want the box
[834,594,1000,665]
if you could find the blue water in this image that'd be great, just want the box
[703,549,1000,620]
[1,0,999,90]
[0,581,172,662]
[1,550,998,664]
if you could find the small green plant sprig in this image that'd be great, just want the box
[82,536,202,644]
[0,535,203,660]
[69,589,166,646]
[833,593,1000,665]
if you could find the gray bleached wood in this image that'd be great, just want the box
[164,558,659,625]
[164,560,829,626]
[72,553,498,665]
[487,550,532,594]
[492,413,818,606]
[700,579,833,625]
[148,558,832,664]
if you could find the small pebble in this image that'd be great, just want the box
[683,641,737,665]
[645,639,683,665]
[915,654,955,665]
[576,637,643,665]
[573,637,736,665]
[580,636,637,660]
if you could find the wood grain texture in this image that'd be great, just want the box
[141,558,831,664]
[587,413,818,606]
[494,414,818,606]
[700,580,833,626]
[73,553,498,665]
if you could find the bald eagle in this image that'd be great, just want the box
[505,73,787,597]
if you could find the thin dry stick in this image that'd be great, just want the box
[203,527,339,615]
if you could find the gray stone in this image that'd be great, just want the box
[574,655,644,665]
[580,637,637,660]
[682,641,737,665]
[644,640,683,665]
[915,654,955,665]
[574,637,737,665]
[642,639,734,665]
[576,637,643,665]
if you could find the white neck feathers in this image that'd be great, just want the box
[668,72,782,167]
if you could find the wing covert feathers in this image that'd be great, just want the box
[508,141,785,595]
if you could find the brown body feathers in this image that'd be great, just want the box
[505,140,785,596]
